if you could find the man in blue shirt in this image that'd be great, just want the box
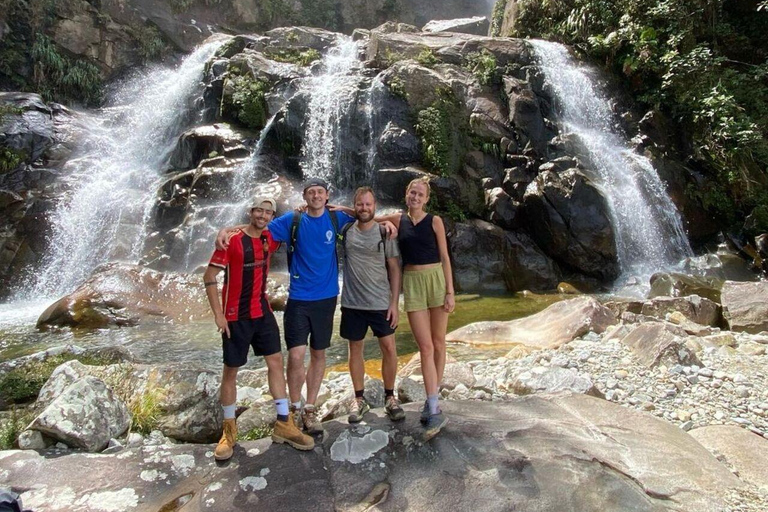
[218,178,383,435]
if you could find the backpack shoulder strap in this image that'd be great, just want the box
[329,209,341,241]
[287,211,302,277]
[378,224,387,252]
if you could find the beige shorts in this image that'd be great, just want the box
[403,264,446,312]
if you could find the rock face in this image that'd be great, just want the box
[649,272,723,303]
[398,353,476,390]
[28,376,130,452]
[446,296,616,349]
[422,17,490,36]
[720,281,768,334]
[510,366,603,397]
[523,170,619,280]
[1,397,744,511]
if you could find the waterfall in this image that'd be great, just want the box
[27,37,227,298]
[529,40,692,281]
[300,38,366,189]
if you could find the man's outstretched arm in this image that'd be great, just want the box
[203,264,230,337]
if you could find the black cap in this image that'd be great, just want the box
[302,177,329,193]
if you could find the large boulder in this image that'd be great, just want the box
[510,366,603,397]
[263,27,340,52]
[2,397,745,511]
[168,124,253,171]
[28,376,130,452]
[36,263,211,329]
[620,323,702,368]
[522,169,619,280]
[398,353,475,391]
[648,272,723,303]
[720,281,768,334]
[640,295,722,327]
[422,17,490,36]
[502,76,547,154]
[689,425,768,490]
[446,296,616,349]
[37,361,222,443]
[502,231,561,291]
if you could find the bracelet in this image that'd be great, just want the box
[204,281,218,287]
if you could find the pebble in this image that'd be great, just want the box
[614,370,628,379]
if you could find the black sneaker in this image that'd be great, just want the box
[385,396,405,421]
[420,400,430,425]
[423,411,448,441]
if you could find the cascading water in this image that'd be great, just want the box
[300,38,366,188]
[529,40,692,283]
[27,37,227,298]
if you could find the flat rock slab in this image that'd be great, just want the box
[689,425,768,489]
[0,396,744,511]
[446,296,616,349]
[620,322,702,368]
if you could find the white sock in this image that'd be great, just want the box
[222,403,236,420]
[292,401,302,410]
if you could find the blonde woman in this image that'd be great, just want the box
[336,177,455,439]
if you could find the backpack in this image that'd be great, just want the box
[339,221,387,255]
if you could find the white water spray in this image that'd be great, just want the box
[530,40,692,282]
[28,38,227,298]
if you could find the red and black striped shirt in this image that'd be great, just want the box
[208,230,280,321]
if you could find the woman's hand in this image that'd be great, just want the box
[444,293,455,313]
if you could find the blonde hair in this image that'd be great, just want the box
[353,186,376,203]
[405,176,431,199]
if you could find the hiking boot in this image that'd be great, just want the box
[290,404,303,430]
[301,404,324,435]
[272,418,315,451]
[214,418,237,461]
[420,400,430,425]
[423,411,448,441]
[348,397,371,424]
[385,396,405,421]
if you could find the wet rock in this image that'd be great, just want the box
[721,281,768,334]
[485,187,519,229]
[369,22,420,36]
[467,87,513,139]
[168,124,254,171]
[648,272,723,303]
[0,93,54,165]
[682,252,758,282]
[522,170,619,280]
[510,366,603,397]
[374,122,420,168]
[422,17,490,36]
[690,425,768,490]
[264,27,340,52]
[449,219,510,292]
[375,166,433,203]
[446,296,615,349]
[28,376,130,452]
[227,51,307,85]
[2,397,743,511]
[36,263,211,329]
[640,295,722,327]
[620,323,702,368]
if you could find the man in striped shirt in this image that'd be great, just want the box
[204,196,313,461]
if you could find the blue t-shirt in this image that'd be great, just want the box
[269,210,354,301]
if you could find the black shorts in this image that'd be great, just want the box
[284,296,337,351]
[340,307,396,341]
[223,311,281,367]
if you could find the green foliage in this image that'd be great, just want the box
[382,49,407,67]
[129,385,165,435]
[427,195,467,222]
[0,353,113,406]
[415,48,439,68]
[31,34,102,105]
[490,0,508,37]
[225,75,270,131]
[0,408,34,450]
[0,147,26,173]
[387,75,407,100]
[515,0,768,224]
[266,48,322,67]
[416,90,466,176]
[464,49,498,86]
[238,424,274,441]
[132,24,168,63]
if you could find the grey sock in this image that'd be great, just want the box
[427,394,439,415]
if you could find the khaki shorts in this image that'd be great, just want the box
[403,264,446,312]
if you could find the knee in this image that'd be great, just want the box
[379,339,396,358]
[348,342,363,356]
[288,350,304,368]
[310,349,326,363]
[419,343,434,359]
[432,338,446,352]
[264,353,283,371]
[221,366,238,383]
